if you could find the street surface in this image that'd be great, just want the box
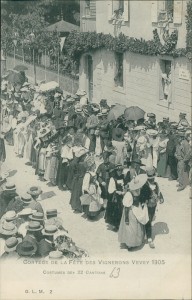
[1,144,191,259]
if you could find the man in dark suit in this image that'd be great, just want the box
[38,225,58,258]
[124,159,146,185]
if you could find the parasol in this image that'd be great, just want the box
[39,81,59,93]
[107,104,126,121]
[13,65,28,72]
[6,69,23,85]
[124,106,145,121]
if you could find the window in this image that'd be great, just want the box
[114,52,124,88]
[108,0,129,22]
[159,59,172,103]
[84,0,91,16]
[158,0,174,23]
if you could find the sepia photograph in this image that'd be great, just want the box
[0,0,191,299]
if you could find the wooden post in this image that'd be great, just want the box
[58,49,60,85]
[44,49,47,82]
[33,48,36,84]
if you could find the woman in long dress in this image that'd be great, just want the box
[157,131,169,177]
[70,149,88,213]
[105,165,126,231]
[118,174,149,249]
[57,136,73,190]
[81,158,102,219]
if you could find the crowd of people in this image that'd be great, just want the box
[0,73,191,259]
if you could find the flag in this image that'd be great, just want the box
[60,37,66,52]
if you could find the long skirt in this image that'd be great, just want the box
[57,161,69,188]
[18,132,26,156]
[105,193,123,229]
[49,157,59,184]
[177,160,189,188]
[70,177,84,212]
[118,208,145,248]
[44,157,52,181]
[4,128,14,146]
[157,152,168,177]
[25,134,33,162]
[37,148,46,175]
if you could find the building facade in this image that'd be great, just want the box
[79,0,191,122]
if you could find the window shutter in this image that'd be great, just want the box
[123,0,129,21]
[108,0,113,20]
[173,1,183,24]
[151,1,158,23]
[90,0,96,18]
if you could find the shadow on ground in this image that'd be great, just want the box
[152,222,169,240]
[8,170,17,177]
[40,191,56,201]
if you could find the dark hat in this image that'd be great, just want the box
[129,158,146,167]
[179,112,186,117]
[114,164,124,171]
[163,117,169,121]
[27,186,42,197]
[29,212,44,222]
[147,113,156,118]
[169,122,178,127]
[46,209,60,217]
[112,128,124,141]
[26,221,43,232]
[16,240,37,256]
[146,168,156,178]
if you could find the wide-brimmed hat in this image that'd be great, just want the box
[133,125,146,131]
[26,221,43,232]
[48,250,63,259]
[27,186,42,197]
[146,168,156,179]
[42,225,58,236]
[22,82,30,87]
[0,222,18,236]
[146,129,158,136]
[29,212,44,222]
[4,182,16,192]
[147,113,156,118]
[21,193,33,204]
[75,148,88,158]
[66,97,75,103]
[163,117,169,122]
[18,208,36,216]
[129,174,147,191]
[3,210,18,222]
[84,156,95,168]
[112,128,124,141]
[128,158,146,167]
[179,112,186,117]
[20,87,29,92]
[46,209,60,217]
[16,240,37,256]
[76,89,87,96]
[114,164,124,171]
[4,237,22,253]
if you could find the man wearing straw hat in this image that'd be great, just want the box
[38,225,58,257]
[1,236,22,260]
